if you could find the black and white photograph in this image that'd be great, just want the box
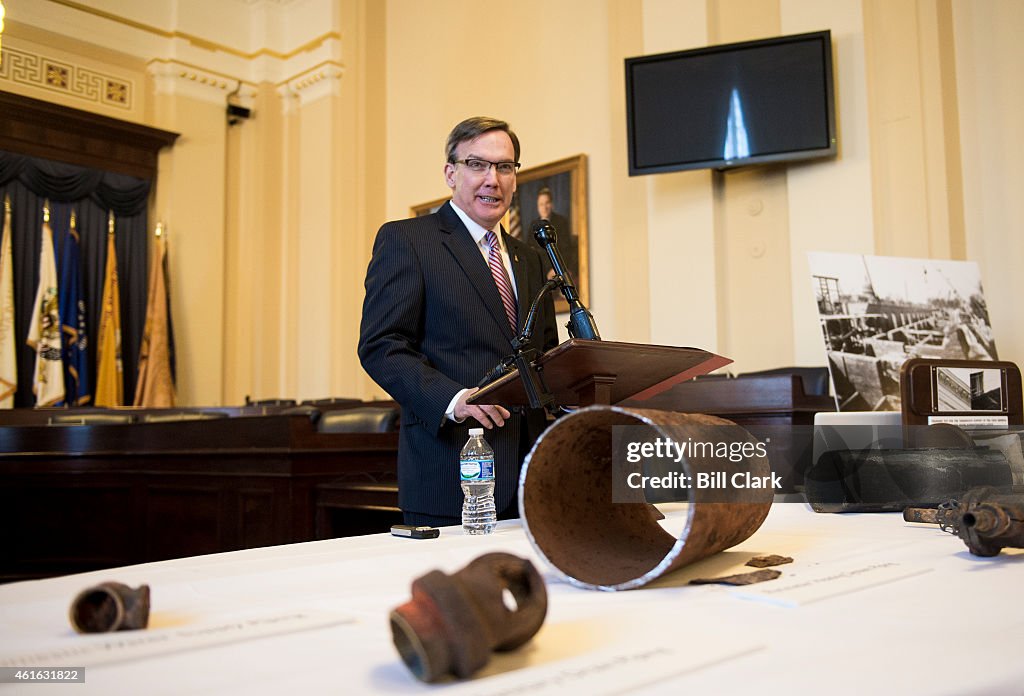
[808,252,998,411]
[934,366,1004,412]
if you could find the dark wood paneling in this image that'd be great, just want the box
[0,411,400,582]
[239,488,279,550]
[0,90,178,179]
[0,482,138,577]
[146,485,224,560]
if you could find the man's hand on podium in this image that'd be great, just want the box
[455,387,510,429]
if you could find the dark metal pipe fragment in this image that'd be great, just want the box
[954,486,1024,556]
[69,582,151,633]
[519,405,774,590]
[390,552,547,682]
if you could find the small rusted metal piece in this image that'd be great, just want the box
[520,405,774,590]
[689,568,782,586]
[390,552,547,683]
[904,504,960,531]
[904,507,941,524]
[69,582,150,633]
[746,554,793,568]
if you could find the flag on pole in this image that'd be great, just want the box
[94,211,123,407]
[58,211,91,405]
[0,196,17,408]
[134,223,176,407]
[26,204,65,406]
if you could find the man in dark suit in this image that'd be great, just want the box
[358,117,559,527]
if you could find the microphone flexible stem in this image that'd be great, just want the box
[531,218,600,340]
[516,278,561,347]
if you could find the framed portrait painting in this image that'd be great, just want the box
[512,154,589,314]
[411,154,589,314]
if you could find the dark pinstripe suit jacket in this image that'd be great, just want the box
[358,202,559,518]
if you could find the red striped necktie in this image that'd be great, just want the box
[485,230,518,332]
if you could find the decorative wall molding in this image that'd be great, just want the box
[47,0,338,62]
[275,82,300,116]
[13,3,346,107]
[146,59,240,105]
[278,61,343,109]
[0,44,133,109]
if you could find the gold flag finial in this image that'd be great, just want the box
[3,194,9,214]
[155,221,163,238]
[107,210,115,236]
[43,200,50,223]
[70,209,77,229]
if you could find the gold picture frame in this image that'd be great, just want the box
[411,154,589,314]
[410,195,450,218]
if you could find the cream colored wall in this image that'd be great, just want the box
[4,0,1022,405]
[709,1,795,373]
[640,0,716,353]
[863,0,964,261]
[224,81,284,403]
[783,0,876,367]
[953,0,1024,369]
[381,0,648,363]
[223,1,384,405]
[146,80,229,407]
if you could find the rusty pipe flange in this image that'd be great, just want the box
[390,552,547,682]
[519,405,773,590]
[69,582,151,633]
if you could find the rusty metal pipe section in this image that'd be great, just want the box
[520,405,773,590]
[69,582,151,633]
[390,552,547,682]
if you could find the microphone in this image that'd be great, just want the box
[532,219,600,340]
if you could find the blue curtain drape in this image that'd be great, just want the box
[0,150,150,407]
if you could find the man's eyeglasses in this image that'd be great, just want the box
[453,158,521,176]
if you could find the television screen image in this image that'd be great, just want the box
[625,30,836,175]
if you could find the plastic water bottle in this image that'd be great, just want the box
[460,428,496,534]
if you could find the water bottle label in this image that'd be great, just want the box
[460,458,494,480]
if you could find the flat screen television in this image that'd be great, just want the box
[625,30,836,175]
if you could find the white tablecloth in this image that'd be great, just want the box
[1,503,1022,695]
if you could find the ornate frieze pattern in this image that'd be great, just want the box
[0,45,132,109]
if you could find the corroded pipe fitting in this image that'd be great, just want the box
[520,405,774,590]
[390,552,547,682]
[956,486,1024,557]
[69,582,151,633]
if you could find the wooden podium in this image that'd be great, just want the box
[469,339,732,408]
